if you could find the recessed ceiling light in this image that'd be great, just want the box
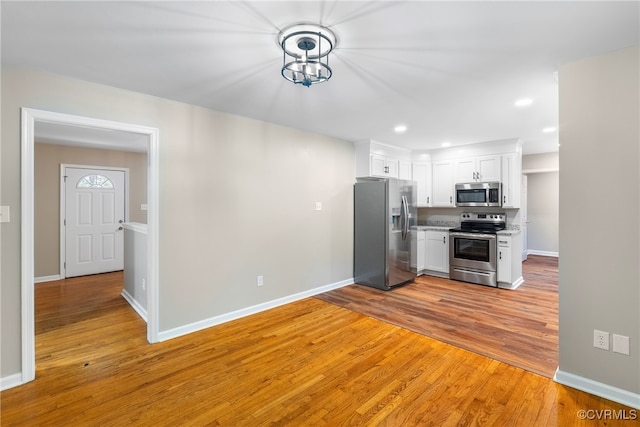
[394,124,407,133]
[542,126,557,133]
[514,98,533,107]
[441,141,451,147]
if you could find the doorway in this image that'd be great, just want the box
[20,108,159,385]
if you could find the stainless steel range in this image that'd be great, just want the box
[449,212,506,287]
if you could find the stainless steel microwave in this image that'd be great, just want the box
[455,182,502,207]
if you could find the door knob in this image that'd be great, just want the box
[118,226,123,231]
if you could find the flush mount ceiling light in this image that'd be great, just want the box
[278,23,336,88]
[514,98,533,107]
[394,124,407,133]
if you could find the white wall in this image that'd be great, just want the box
[558,45,639,399]
[1,68,355,379]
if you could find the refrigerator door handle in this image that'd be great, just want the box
[401,195,409,240]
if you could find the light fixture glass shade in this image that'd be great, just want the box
[278,24,336,87]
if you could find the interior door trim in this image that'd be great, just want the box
[20,107,160,387]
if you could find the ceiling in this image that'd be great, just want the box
[2,1,639,155]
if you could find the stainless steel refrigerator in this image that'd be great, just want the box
[354,177,417,290]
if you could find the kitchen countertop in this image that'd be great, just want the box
[413,225,454,232]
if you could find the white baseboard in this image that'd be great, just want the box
[121,290,148,323]
[34,274,61,284]
[158,277,353,342]
[499,276,524,290]
[527,250,559,258]
[554,369,640,409]
[0,373,24,391]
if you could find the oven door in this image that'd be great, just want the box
[449,232,497,272]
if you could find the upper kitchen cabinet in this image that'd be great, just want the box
[398,160,412,180]
[501,153,522,208]
[355,140,412,180]
[454,154,501,183]
[412,161,433,207]
[370,153,398,178]
[431,160,455,207]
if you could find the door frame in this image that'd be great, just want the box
[21,108,160,385]
[60,164,130,279]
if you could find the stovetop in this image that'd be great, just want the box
[450,212,506,234]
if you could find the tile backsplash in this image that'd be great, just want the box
[417,207,521,230]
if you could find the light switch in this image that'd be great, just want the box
[141,203,148,211]
[0,206,10,223]
[613,334,630,355]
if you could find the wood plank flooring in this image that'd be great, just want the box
[316,255,559,378]
[2,267,635,426]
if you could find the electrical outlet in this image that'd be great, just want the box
[315,202,322,211]
[594,330,609,350]
[257,275,263,287]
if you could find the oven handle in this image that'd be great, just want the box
[449,232,497,240]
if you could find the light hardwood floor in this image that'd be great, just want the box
[1,269,635,426]
[316,255,558,378]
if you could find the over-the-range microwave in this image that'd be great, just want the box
[455,182,502,207]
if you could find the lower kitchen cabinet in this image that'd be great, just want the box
[497,233,524,289]
[424,230,449,277]
[411,230,425,273]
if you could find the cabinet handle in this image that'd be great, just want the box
[427,196,429,204]
[499,251,502,260]
[384,166,389,174]
[443,236,446,244]
[450,196,453,204]
[503,195,506,204]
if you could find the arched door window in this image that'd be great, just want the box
[76,174,114,189]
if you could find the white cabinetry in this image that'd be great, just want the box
[454,155,501,183]
[412,162,432,207]
[431,160,455,207]
[501,153,522,208]
[398,160,412,180]
[355,140,412,179]
[370,153,398,178]
[497,233,524,289]
[411,230,425,273]
[424,230,449,275]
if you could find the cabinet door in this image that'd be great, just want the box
[370,154,387,177]
[454,158,476,183]
[497,237,511,283]
[385,158,399,178]
[432,161,454,207]
[477,155,501,182]
[398,160,412,180]
[412,162,432,207]
[501,154,521,208]
[425,230,449,273]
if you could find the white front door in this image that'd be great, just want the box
[64,167,126,277]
